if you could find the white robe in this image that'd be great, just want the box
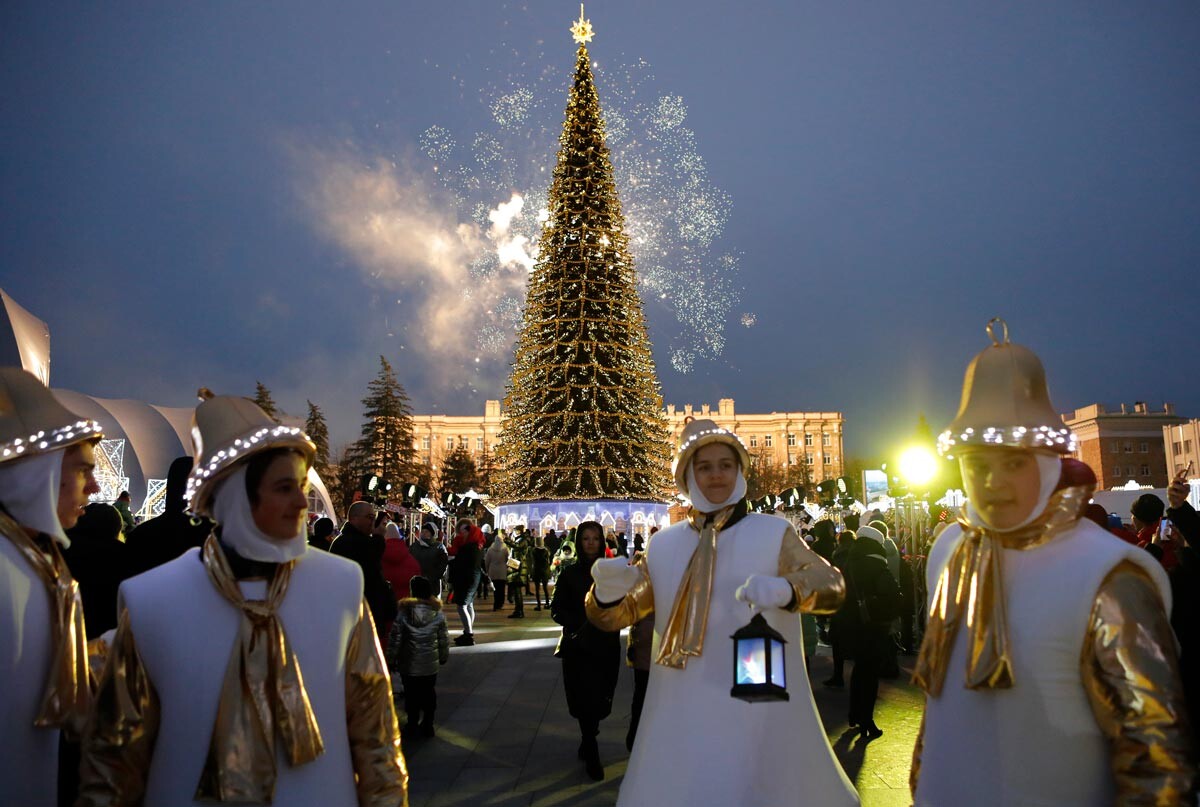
[619,513,859,807]
[0,531,59,807]
[119,546,367,806]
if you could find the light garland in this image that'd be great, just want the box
[937,424,1078,458]
[0,419,103,461]
[185,424,311,504]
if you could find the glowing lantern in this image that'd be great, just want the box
[730,613,789,702]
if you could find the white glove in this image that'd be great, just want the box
[591,557,642,603]
[735,575,794,612]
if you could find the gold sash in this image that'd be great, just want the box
[196,535,324,802]
[0,510,91,738]
[655,505,736,669]
[912,485,1092,696]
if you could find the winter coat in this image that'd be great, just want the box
[330,523,396,637]
[551,556,620,722]
[841,536,901,657]
[485,539,510,581]
[448,526,484,595]
[409,538,448,595]
[506,536,530,584]
[387,597,450,678]
[381,538,423,601]
[529,543,551,583]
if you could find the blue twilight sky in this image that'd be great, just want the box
[3,1,1199,459]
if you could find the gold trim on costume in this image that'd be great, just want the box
[0,510,91,738]
[653,506,736,668]
[344,601,409,807]
[77,608,160,806]
[913,484,1091,696]
[585,552,654,632]
[1082,562,1198,802]
[776,525,845,614]
[195,534,324,802]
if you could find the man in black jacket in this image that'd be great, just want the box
[331,500,395,638]
[125,456,212,576]
[1167,470,1199,731]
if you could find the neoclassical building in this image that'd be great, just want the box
[412,398,845,483]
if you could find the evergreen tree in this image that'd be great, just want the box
[476,443,497,494]
[253,381,279,421]
[354,355,416,485]
[305,400,332,479]
[439,445,479,495]
[495,21,671,502]
[333,443,365,514]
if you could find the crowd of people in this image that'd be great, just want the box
[3,316,1199,807]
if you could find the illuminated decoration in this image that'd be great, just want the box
[569,3,594,45]
[497,499,671,535]
[0,418,103,462]
[90,438,130,504]
[937,424,1077,458]
[185,424,309,504]
[494,8,671,508]
[730,613,789,703]
[898,446,938,488]
[138,478,168,519]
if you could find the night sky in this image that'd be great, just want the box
[3,1,1198,459]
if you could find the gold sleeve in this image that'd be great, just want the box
[910,710,925,797]
[345,601,409,807]
[1082,561,1198,804]
[777,525,845,614]
[76,609,160,807]
[585,553,654,632]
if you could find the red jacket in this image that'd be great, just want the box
[382,538,423,601]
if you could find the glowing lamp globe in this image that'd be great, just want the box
[898,446,938,488]
[730,613,789,703]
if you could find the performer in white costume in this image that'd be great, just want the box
[586,418,859,807]
[0,368,103,807]
[78,392,408,806]
[912,319,1196,805]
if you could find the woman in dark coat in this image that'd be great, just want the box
[841,526,901,739]
[550,520,620,781]
[529,533,552,610]
[448,519,484,646]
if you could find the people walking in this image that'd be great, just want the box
[506,526,529,618]
[387,575,449,738]
[530,532,552,610]
[410,522,448,598]
[843,525,900,739]
[485,531,510,610]
[448,518,484,645]
[551,520,620,781]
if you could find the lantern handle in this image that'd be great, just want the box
[986,317,1009,346]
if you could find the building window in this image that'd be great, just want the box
[823,454,832,464]
[421,436,430,451]
[1111,440,1120,453]
[822,433,831,447]
[804,433,813,447]
[476,436,484,452]
[1127,466,1136,477]
[788,454,797,465]
[764,435,773,448]
[787,433,796,447]
[1175,442,1183,455]
[806,453,814,465]
[749,435,757,448]
[1140,441,1149,453]
[1113,466,1122,477]
[1124,441,1133,453]
[1186,440,1194,454]
[1140,465,1150,476]
[445,436,454,451]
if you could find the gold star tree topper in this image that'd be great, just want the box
[570,3,594,44]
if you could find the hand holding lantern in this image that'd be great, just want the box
[735,575,793,613]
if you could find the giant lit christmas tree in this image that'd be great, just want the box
[495,7,671,505]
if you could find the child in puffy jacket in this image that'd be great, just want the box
[386,575,450,737]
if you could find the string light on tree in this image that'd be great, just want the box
[495,6,671,505]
